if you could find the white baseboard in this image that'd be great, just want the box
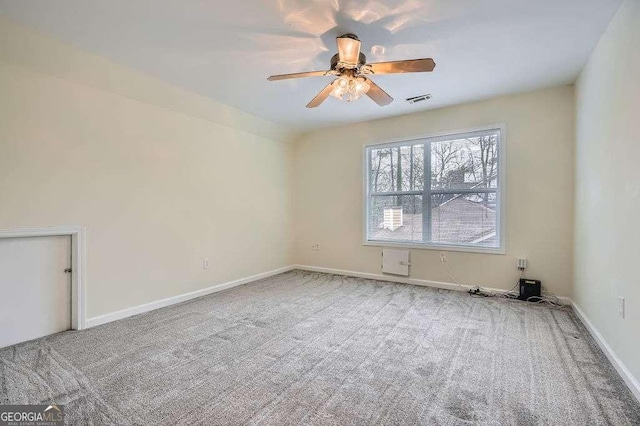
[571,301,640,403]
[295,264,637,401]
[86,263,570,328]
[84,263,638,403]
[85,265,295,328]
[293,264,572,305]
[296,264,468,290]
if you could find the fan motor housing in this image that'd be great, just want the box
[331,53,367,71]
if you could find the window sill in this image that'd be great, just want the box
[362,240,506,255]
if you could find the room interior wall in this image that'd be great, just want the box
[293,86,576,297]
[574,0,640,386]
[0,19,296,319]
[1,7,638,400]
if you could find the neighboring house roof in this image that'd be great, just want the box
[371,197,497,246]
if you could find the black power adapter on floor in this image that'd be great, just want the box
[518,278,542,301]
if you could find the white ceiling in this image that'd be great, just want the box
[0,0,622,131]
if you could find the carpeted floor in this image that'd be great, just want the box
[1,270,639,425]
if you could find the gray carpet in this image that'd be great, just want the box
[1,270,639,425]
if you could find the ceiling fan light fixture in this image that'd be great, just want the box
[354,77,371,96]
[330,76,370,102]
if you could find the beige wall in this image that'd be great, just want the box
[294,86,575,296]
[0,20,295,318]
[574,0,640,384]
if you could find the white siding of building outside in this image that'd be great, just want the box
[383,208,403,231]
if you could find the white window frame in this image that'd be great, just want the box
[362,124,506,255]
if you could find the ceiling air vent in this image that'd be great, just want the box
[406,94,432,104]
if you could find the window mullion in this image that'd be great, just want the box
[422,142,432,243]
[366,147,372,239]
[370,191,422,196]
[431,188,497,195]
[410,145,414,191]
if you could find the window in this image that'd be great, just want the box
[365,127,503,252]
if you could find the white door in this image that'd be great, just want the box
[0,235,72,348]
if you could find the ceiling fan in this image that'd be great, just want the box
[267,33,435,108]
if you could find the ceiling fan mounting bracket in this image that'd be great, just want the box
[330,53,367,73]
[338,33,360,41]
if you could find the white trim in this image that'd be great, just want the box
[362,124,507,255]
[297,264,467,291]
[363,124,508,149]
[571,301,640,403]
[85,265,295,328]
[0,226,87,330]
[80,258,640,404]
[293,264,571,305]
[297,266,639,402]
[361,240,506,255]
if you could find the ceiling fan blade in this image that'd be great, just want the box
[306,81,336,108]
[336,34,361,67]
[267,70,330,81]
[365,79,394,106]
[368,58,436,74]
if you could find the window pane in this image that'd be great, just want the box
[370,144,423,193]
[431,133,499,190]
[366,129,502,251]
[368,195,422,242]
[430,192,498,248]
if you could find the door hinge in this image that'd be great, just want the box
[64,268,72,273]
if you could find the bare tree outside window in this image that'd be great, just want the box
[367,129,502,250]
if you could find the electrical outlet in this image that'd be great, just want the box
[517,258,527,270]
[203,257,210,269]
[619,297,625,319]
[440,252,447,263]
[311,243,320,251]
